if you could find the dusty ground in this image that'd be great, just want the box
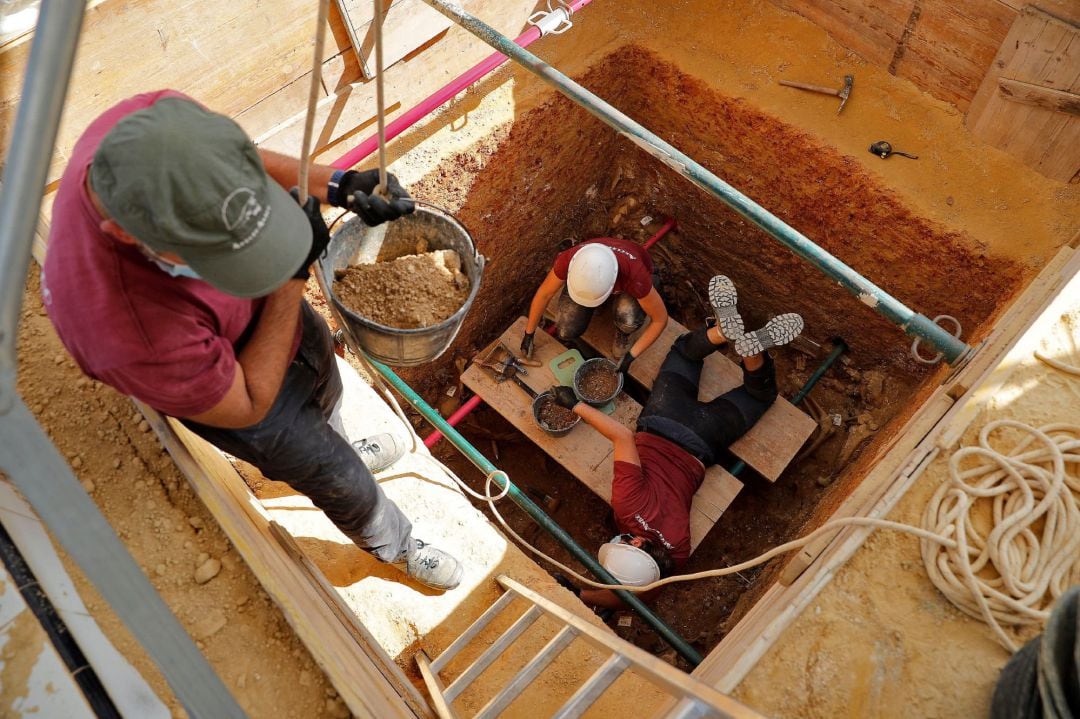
[734,274,1080,718]
[13,271,339,718]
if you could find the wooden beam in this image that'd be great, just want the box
[998,77,1080,115]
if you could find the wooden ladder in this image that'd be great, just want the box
[416,575,762,719]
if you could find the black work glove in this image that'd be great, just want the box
[290,188,331,280]
[616,352,635,375]
[551,385,579,410]
[331,169,415,226]
[521,331,535,359]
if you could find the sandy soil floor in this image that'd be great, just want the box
[733,273,1080,718]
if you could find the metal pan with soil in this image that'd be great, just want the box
[532,391,580,436]
[573,358,623,406]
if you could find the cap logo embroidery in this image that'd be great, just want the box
[222,187,270,250]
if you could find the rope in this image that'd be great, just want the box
[921,422,1080,652]
[296,0,330,204]
[372,0,390,196]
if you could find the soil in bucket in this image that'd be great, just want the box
[333,247,470,329]
[578,363,620,403]
[536,395,577,432]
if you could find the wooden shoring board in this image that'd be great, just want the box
[573,309,817,481]
[660,244,1080,700]
[461,317,742,552]
[336,0,452,79]
[966,6,1080,182]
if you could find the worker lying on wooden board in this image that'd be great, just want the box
[41,90,464,591]
[520,238,669,371]
[553,276,803,607]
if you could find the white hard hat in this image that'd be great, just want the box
[566,244,618,308]
[598,541,661,587]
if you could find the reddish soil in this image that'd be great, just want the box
[403,45,1024,663]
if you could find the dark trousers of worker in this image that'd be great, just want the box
[182,302,413,563]
[555,289,647,343]
[637,328,777,466]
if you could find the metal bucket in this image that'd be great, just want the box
[318,203,485,367]
[573,357,624,406]
[532,391,580,437]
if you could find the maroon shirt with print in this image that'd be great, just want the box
[42,90,298,418]
[611,432,705,566]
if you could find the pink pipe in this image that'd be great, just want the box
[331,0,596,170]
[642,216,677,251]
[423,394,485,448]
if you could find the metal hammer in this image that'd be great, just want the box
[779,74,853,114]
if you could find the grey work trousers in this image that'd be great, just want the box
[182,303,413,563]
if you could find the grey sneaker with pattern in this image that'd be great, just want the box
[734,313,804,358]
[399,538,463,591]
[351,432,406,473]
[708,275,745,341]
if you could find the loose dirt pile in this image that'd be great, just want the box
[333,249,469,329]
[536,395,578,432]
[577,362,620,403]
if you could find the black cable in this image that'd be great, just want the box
[0,521,121,719]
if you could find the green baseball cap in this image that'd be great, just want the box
[90,96,311,298]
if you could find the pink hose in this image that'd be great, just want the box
[642,217,677,250]
[332,0,596,170]
[423,394,485,448]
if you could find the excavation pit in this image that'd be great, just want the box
[402,44,1025,660]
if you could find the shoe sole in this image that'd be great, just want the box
[734,313,804,357]
[708,275,744,340]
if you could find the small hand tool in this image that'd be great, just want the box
[868,140,918,160]
[779,74,853,114]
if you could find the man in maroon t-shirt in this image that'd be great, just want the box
[551,276,803,606]
[42,91,463,591]
[521,238,668,374]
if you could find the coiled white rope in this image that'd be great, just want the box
[921,420,1080,651]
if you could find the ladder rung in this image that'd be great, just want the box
[444,605,543,702]
[663,696,723,719]
[432,589,519,673]
[475,625,580,719]
[552,654,629,719]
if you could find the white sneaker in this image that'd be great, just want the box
[734,314,804,358]
[351,433,406,473]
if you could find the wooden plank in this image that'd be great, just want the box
[967,6,1080,182]
[998,77,1080,114]
[336,0,451,79]
[575,310,817,482]
[0,0,347,186]
[462,318,741,553]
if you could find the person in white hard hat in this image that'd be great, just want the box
[549,276,804,609]
[520,238,668,373]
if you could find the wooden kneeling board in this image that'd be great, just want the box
[461,317,742,552]
[576,311,816,482]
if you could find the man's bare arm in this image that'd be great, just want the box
[629,287,668,359]
[186,279,306,428]
[525,270,565,334]
[258,149,334,203]
[574,402,640,466]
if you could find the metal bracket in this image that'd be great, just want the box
[527,0,574,37]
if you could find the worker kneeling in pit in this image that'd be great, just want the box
[553,276,804,605]
[521,238,668,372]
[42,91,464,592]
